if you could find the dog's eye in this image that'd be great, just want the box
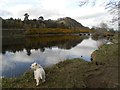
[35,64,37,66]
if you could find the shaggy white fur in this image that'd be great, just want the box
[30,62,45,86]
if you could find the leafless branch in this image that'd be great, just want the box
[79,0,119,22]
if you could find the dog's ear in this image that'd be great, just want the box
[35,63,37,66]
[38,64,41,68]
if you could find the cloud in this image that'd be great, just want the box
[18,7,63,20]
[76,12,107,20]
[0,9,12,17]
[0,0,66,19]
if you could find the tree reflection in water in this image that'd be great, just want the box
[2,35,87,55]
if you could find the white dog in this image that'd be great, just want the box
[30,62,46,86]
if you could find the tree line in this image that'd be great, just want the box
[2,13,71,29]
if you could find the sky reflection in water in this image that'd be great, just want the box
[1,37,103,77]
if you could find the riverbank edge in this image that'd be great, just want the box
[1,35,119,88]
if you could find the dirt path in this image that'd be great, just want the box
[84,42,119,88]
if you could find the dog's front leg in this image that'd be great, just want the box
[42,75,45,83]
[36,79,39,86]
[34,72,37,79]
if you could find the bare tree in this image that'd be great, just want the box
[79,0,119,22]
[38,16,44,21]
[24,13,29,21]
[100,22,108,30]
[79,0,119,8]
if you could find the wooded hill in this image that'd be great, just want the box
[1,16,94,35]
[2,17,90,29]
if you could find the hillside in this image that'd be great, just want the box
[56,17,89,30]
[2,16,93,36]
[56,17,84,29]
[2,17,89,30]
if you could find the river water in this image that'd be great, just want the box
[1,35,105,77]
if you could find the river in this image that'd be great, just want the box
[1,35,105,77]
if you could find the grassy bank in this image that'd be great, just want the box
[2,34,119,88]
[2,29,25,38]
[25,28,93,35]
[2,28,93,38]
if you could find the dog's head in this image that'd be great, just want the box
[30,62,41,70]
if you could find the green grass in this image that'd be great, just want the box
[2,59,90,88]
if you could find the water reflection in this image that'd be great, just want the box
[2,35,84,54]
[1,35,104,77]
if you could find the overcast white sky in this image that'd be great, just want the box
[0,0,118,30]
